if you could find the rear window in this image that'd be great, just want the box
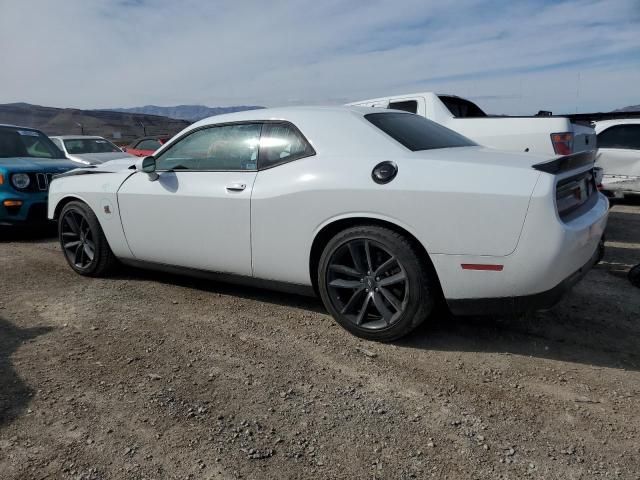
[439,96,487,118]
[365,113,476,151]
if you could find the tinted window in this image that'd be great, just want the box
[136,139,162,151]
[259,123,315,169]
[0,128,65,159]
[439,96,487,118]
[388,100,418,114]
[365,113,476,151]
[598,125,640,150]
[156,123,261,171]
[64,138,121,154]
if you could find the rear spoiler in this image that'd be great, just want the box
[533,150,595,174]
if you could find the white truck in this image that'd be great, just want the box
[348,92,596,156]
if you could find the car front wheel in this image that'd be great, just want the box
[318,226,435,341]
[59,201,117,277]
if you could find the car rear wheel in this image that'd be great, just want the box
[318,226,435,341]
[59,201,117,276]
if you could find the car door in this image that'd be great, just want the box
[117,122,262,276]
[596,124,640,177]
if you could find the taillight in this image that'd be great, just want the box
[551,132,574,155]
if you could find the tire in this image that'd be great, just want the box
[629,264,640,288]
[318,225,435,341]
[58,201,117,277]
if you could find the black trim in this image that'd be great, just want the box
[119,258,316,297]
[533,150,595,174]
[447,241,601,316]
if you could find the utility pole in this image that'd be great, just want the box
[75,122,84,135]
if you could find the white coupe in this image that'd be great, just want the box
[48,106,608,341]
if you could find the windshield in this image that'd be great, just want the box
[64,138,121,154]
[365,112,476,151]
[0,128,66,159]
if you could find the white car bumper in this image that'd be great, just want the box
[432,190,609,316]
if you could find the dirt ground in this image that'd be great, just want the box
[1,202,639,480]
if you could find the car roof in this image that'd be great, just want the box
[593,118,640,133]
[0,124,42,132]
[191,105,387,127]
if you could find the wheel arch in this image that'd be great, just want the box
[308,215,441,295]
[52,194,91,220]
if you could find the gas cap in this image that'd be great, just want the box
[372,161,398,184]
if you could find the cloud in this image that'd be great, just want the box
[0,0,638,114]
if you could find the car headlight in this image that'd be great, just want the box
[11,173,31,189]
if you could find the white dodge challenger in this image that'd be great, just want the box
[48,106,608,341]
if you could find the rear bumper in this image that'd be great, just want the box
[447,239,601,316]
[433,186,609,315]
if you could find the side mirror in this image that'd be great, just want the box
[136,155,158,181]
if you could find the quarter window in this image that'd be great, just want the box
[156,123,262,171]
[597,125,640,150]
[259,123,315,169]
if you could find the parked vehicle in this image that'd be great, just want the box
[48,107,607,341]
[348,92,596,156]
[49,135,133,165]
[0,125,77,226]
[593,119,640,197]
[122,136,170,157]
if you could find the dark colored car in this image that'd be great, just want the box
[122,136,170,157]
[0,125,78,226]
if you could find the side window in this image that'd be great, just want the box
[388,100,418,114]
[598,125,640,150]
[137,139,162,151]
[258,123,315,169]
[156,123,261,171]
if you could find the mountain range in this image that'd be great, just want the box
[108,105,264,122]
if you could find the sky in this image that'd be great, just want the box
[0,0,638,114]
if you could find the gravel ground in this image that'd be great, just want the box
[1,202,639,480]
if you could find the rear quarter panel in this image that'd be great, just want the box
[251,151,540,285]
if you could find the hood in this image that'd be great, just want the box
[55,157,138,179]
[68,152,134,165]
[0,157,78,173]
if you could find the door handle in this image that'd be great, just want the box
[226,183,246,192]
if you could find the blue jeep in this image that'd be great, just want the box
[0,125,78,226]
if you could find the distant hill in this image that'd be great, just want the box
[109,105,265,122]
[614,105,640,112]
[0,103,189,143]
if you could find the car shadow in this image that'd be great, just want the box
[0,317,54,428]
[110,266,327,314]
[0,224,57,242]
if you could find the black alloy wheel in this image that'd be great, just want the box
[61,208,96,269]
[318,226,435,341]
[58,201,117,276]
